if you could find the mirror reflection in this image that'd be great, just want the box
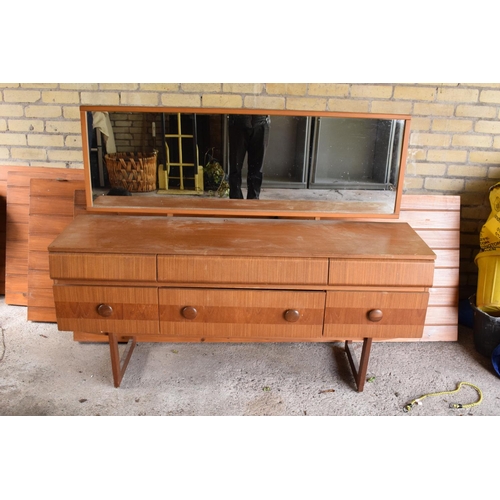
[83,107,409,217]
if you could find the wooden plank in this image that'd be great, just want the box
[5,167,84,305]
[400,194,461,211]
[26,177,85,319]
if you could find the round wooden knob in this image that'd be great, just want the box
[284,309,300,322]
[97,303,113,317]
[181,306,198,320]
[367,309,383,322]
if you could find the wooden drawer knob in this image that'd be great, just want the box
[284,309,300,322]
[367,309,383,322]
[181,306,198,320]
[97,303,113,317]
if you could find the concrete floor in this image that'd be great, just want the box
[1,297,499,416]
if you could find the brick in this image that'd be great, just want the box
[370,101,412,114]
[181,83,221,92]
[308,84,349,97]
[448,164,488,177]
[42,91,80,104]
[0,104,23,117]
[140,83,180,91]
[456,104,497,118]
[424,177,464,191]
[465,179,497,192]
[488,167,500,178]
[63,106,81,120]
[286,97,327,111]
[0,133,26,145]
[201,94,242,108]
[223,83,265,94]
[410,133,450,147]
[409,117,431,131]
[266,83,307,95]
[406,162,447,176]
[432,118,473,132]
[3,90,41,103]
[99,83,139,90]
[427,149,467,162]
[81,92,120,105]
[60,83,99,90]
[480,90,500,104]
[25,105,62,118]
[452,134,492,147]
[403,177,424,189]
[65,136,82,148]
[243,96,285,109]
[413,103,455,116]
[8,119,44,132]
[350,85,393,98]
[437,87,479,102]
[469,151,500,164]
[0,119,6,131]
[45,121,81,134]
[327,99,369,113]
[120,92,159,106]
[0,83,19,88]
[48,149,84,162]
[0,147,9,159]
[394,86,436,101]
[28,134,65,147]
[11,147,47,160]
[407,148,427,161]
[160,94,201,107]
[493,137,500,149]
[475,120,500,134]
[20,83,57,89]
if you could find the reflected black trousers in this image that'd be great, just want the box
[228,117,270,199]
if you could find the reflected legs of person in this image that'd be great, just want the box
[228,115,270,199]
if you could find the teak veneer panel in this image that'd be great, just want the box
[159,288,325,338]
[53,285,159,334]
[5,167,84,305]
[49,215,435,261]
[328,260,435,287]
[49,254,157,282]
[324,291,429,339]
[158,255,328,285]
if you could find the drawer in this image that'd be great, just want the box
[329,259,434,287]
[49,253,156,281]
[53,285,159,334]
[158,255,328,285]
[159,288,325,338]
[324,290,429,339]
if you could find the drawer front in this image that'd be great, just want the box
[329,260,434,287]
[53,285,159,334]
[49,253,156,281]
[159,288,325,338]
[158,256,328,285]
[324,291,429,339]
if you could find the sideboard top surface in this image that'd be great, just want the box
[49,215,436,261]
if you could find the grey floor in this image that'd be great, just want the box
[1,297,499,417]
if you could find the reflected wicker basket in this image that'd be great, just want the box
[105,152,157,192]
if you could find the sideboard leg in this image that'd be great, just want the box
[108,333,137,388]
[345,338,373,392]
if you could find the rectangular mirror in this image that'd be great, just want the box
[81,106,411,219]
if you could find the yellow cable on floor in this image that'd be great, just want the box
[403,382,483,413]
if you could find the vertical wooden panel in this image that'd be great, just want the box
[27,177,85,321]
[5,167,84,305]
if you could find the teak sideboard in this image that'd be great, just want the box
[48,214,435,391]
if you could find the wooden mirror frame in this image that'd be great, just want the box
[80,106,411,219]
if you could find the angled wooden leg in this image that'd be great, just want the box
[344,338,373,392]
[108,333,137,388]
